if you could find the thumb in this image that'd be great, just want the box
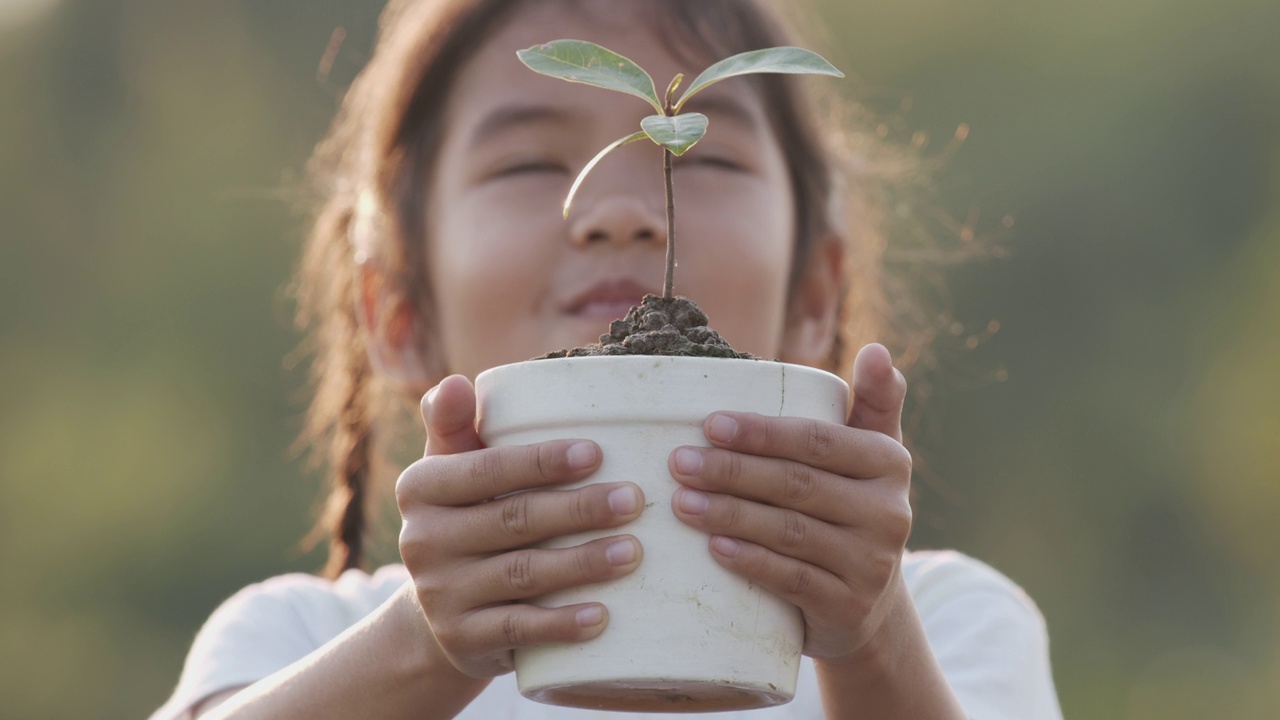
[423,374,483,456]
[847,343,907,444]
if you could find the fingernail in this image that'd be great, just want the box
[674,447,703,476]
[677,489,709,515]
[707,414,738,443]
[605,539,637,566]
[711,536,742,558]
[607,486,639,515]
[576,605,604,627]
[425,385,439,406]
[566,442,597,471]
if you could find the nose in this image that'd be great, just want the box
[568,194,666,248]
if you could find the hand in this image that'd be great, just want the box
[668,343,912,661]
[396,375,645,679]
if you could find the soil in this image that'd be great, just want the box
[539,294,758,360]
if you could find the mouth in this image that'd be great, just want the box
[563,278,658,322]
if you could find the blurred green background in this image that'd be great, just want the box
[2,1,1277,718]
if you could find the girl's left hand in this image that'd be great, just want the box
[669,343,913,662]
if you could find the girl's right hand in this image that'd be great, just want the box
[396,374,645,680]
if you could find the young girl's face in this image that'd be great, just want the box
[425,0,821,379]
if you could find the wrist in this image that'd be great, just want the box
[813,577,966,720]
[816,574,914,676]
[389,582,491,703]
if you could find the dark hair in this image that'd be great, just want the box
[296,0,931,578]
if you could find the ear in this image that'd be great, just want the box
[357,263,433,393]
[780,235,843,367]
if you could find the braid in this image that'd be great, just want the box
[296,193,380,579]
[321,348,373,578]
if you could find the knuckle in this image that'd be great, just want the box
[396,458,440,510]
[779,510,807,549]
[720,495,744,530]
[759,415,781,451]
[502,613,529,647]
[398,519,438,570]
[573,487,605,528]
[412,564,450,609]
[575,545,600,580]
[500,493,532,538]
[394,465,416,512]
[504,550,538,593]
[469,451,505,497]
[414,574,443,604]
[892,368,908,397]
[888,500,913,547]
[719,451,744,487]
[782,462,818,504]
[891,443,913,477]
[534,443,559,481]
[803,420,838,460]
[785,564,814,596]
[398,524,423,565]
[431,619,462,651]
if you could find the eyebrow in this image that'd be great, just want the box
[468,104,575,148]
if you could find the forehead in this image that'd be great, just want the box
[446,0,757,123]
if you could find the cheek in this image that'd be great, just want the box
[428,191,563,371]
[676,178,794,356]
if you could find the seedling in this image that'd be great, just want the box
[518,40,842,299]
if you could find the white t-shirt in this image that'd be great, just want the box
[150,550,1062,720]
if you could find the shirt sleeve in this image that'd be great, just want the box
[146,566,410,720]
[905,551,1064,720]
[146,574,329,720]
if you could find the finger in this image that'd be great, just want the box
[398,439,603,508]
[670,446,857,524]
[701,534,847,611]
[446,602,611,660]
[425,374,483,456]
[442,482,644,555]
[698,413,912,481]
[847,343,907,443]
[671,487,849,571]
[450,535,643,607]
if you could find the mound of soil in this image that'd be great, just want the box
[540,294,757,360]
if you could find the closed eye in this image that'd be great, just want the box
[490,160,568,178]
[677,154,745,172]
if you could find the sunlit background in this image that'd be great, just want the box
[2,1,1277,718]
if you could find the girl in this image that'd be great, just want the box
[152,0,1062,718]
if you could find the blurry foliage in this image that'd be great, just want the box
[1,1,1277,718]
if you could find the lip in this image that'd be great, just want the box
[563,278,658,320]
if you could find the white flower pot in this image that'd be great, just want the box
[475,356,848,712]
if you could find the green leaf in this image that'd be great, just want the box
[640,113,709,156]
[517,40,663,114]
[674,47,844,112]
[563,131,648,218]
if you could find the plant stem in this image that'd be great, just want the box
[662,146,675,299]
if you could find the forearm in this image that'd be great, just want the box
[814,578,967,720]
[203,582,490,720]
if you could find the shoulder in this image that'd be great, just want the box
[198,564,409,644]
[901,548,1049,652]
[903,549,1043,620]
[231,564,409,622]
[148,565,410,720]
[902,550,1063,720]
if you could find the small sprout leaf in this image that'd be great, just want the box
[518,40,663,113]
[664,73,684,105]
[563,130,648,218]
[674,47,843,112]
[640,113,709,156]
